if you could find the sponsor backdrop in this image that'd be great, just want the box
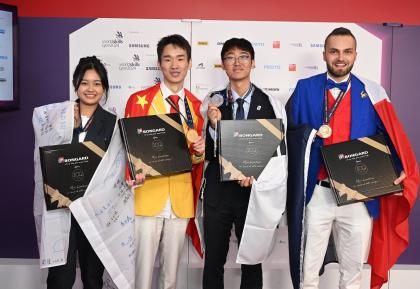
[68,19,383,272]
[69,20,381,114]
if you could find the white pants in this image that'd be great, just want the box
[303,184,372,289]
[134,216,188,289]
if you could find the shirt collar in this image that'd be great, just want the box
[327,73,350,84]
[160,81,185,101]
[230,84,253,103]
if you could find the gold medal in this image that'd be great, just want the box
[186,129,199,143]
[318,124,332,139]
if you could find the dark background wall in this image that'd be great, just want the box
[0,0,419,264]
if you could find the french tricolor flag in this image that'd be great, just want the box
[364,80,419,289]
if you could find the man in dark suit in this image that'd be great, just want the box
[202,38,276,289]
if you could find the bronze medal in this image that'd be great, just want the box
[186,129,199,143]
[318,124,332,139]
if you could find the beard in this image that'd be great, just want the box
[326,62,354,79]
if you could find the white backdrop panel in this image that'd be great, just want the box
[69,18,382,288]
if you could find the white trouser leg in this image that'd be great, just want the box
[303,185,336,289]
[158,218,189,289]
[135,216,163,289]
[334,202,372,289]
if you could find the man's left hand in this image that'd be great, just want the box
[192,136,205,156]
[394,171,406,185]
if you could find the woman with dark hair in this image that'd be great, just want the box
[34,56,116,289]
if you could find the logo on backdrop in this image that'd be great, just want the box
[119,54,141,71]
[290,42,303,48]
[110,84,122,90]
[154,77,161,84]
[289,64,297,71]
[304,65,319,70]
[197,41,208,46]
[129,43,150,48]
[252,42,265,47]
[272,41,281,48]
[0,29,5,34]
[263,87,280,92]
[310,43,324,48]
[146,66,160,71]
[263,64,281,70]
[196,63,205,69]
[102,31,124,48]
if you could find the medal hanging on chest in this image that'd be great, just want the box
[165,95,198,143]
[319,78,350,139]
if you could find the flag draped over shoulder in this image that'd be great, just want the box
[125,83,205,258]
[363,78,419,289]
[33,101,136,289]
[286,75,419,289]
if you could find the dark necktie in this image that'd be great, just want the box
[168,95,180,113]
[326,79,348,92]
[236,98,245,120]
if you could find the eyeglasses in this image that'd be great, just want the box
[223,55,251,65]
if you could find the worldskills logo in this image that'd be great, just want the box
[196,63,205,69]
[58,157,65,164]
[289,64,297,71]
[119,54,141,71]
[137,128,143,134]
[272,41,281,48]
[102,31,124,48]
[133,54,140,62]
[338,154,345,160]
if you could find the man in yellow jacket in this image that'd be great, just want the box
[124,34,205,289]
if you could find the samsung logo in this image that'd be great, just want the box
[310,43,324,48]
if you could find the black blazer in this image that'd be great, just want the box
[72,104,116,151]
[204,86,276,207]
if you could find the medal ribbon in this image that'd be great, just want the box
[74,103,97,134]
[227,83,254,120]
[165,94,194,129]
[323,77,351,125]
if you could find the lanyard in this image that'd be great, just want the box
[323,78,351,124]
[165,94,195,129]
[74,104,97,134]
[227,83,254,119]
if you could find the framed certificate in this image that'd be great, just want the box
[39,141,104,210]
[119,113,192,178]
[218,118,285,181]
[321,134,403,206]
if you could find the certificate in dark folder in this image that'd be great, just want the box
[119,113,192,179]
[218,119,284,181]
[321,134,403,206]
[39,141,104,210]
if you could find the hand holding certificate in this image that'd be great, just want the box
[321,134,403,206]
[119,113,192,180]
